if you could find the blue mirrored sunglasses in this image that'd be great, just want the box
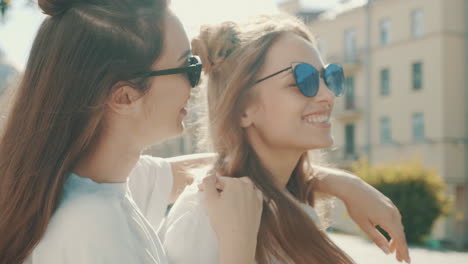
[255,62,345,97]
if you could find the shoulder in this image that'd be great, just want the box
[31,194,134,262]
[128,155,174,226]
[166,179,205,224]
[40,193,126,246]
[129,155,173,188]
[161,180,219,264]
[135,155,171,173]
[165,174,209,223]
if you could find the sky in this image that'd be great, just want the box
[0,0,341,70]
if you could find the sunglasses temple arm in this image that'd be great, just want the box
[256,67,292,84]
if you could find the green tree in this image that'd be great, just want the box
[351,158,452,244]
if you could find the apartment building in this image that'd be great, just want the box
[280,0,467,248]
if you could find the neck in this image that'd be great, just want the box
[247,135,304,189]
[72,127,142,183]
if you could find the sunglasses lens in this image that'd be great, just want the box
[294,63,319,97]
[324,64,345,96]
[187,57,202,88]
[188,66,201,87]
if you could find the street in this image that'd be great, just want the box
[329,233,468,264]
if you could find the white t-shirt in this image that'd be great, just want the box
[24,155,173,264]
[160,176,320,264]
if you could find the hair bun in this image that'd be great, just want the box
[192,22,240,74]
[38,0,82,16]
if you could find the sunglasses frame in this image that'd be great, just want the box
[255,62,345,97]
[135,56,202,88]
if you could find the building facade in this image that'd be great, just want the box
[281,0,468,248]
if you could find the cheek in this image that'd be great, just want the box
[145,77,190,115]
[139,87,174,130]
[255,92,305,141]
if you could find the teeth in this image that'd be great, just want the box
[305,114,330,124]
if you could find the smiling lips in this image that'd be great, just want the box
[302,111,331,125]
[180,97,190,114]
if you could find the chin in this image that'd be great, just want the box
[306,138,334,150]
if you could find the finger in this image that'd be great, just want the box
[255,189,264,210]
[201,175,220,200]
[396,250,403,262]
[392,226,410,263]
[361,222,391,255]
[239,176,254,187]
[381,222,410,263]
[215,176,231,190]
[256,189,263,201]
[389,238,397,253]
[242,177,260,196]
[215,177,224,191]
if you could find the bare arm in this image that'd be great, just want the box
[309,165,411,264]
[308,164,357,200]
[166,155,410,263]
[166,154,358,204]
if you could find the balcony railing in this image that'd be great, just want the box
[333,95,363,122]
[325,48,366,75]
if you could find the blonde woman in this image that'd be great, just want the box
[161,15,411,264]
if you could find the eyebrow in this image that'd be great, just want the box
[178,49,192,61]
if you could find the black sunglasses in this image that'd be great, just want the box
[256,62,345,97]
[135,56,202,88]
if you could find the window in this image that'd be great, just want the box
[380,18,391,45]
[345,124,355,155]
[380,68,390,96]
[411,9,424,38]
[345,76,355,110]
[412,62,423,90]
[344,29,357,62]
[412,113,425,142]
[380,117,392,144]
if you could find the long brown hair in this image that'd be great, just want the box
[0,0,167,262]
[192,15,355,264]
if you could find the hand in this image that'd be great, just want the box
[199,175,263,264]
[341,177,411,264]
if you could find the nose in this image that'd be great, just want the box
[314,77,335,107]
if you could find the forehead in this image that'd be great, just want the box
[260,32,323,75]
[152,12,190,69]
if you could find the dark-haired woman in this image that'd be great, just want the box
[0,1,262,263]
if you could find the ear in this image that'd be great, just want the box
[107,82,143,114]
[240,105,257,128]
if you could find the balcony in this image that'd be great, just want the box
[333,96,363,123]
[326,49,365,76]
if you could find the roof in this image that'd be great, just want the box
[297,0,337,11]
[277,0,337,12]
[318,0,369,20]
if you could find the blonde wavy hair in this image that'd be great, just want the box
[192,14,354,264]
